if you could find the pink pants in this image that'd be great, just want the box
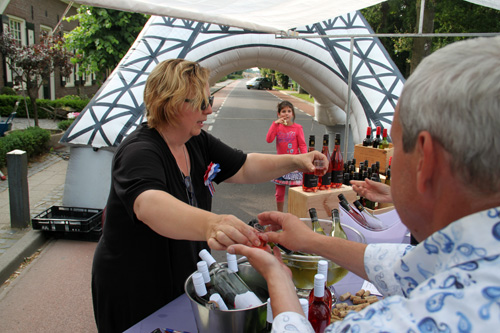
[275,184,286,202]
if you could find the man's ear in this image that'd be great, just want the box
[415,131,436,194]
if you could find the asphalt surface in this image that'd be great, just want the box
[0,80,330,332]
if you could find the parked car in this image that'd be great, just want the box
[246,77,273,90]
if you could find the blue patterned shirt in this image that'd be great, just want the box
[272,207,500,332]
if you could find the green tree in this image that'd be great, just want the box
[64,6,149,81]
[0,31,73,127]
[361,0,500,77]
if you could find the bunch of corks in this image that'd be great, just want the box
[331,289,380,322]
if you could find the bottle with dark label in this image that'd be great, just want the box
[199,250,263,310]
[331,133,344,188]
[364,176,380,210]
[309,208,326,236]
[303,135,318,192]
[308,274,331,332]
[319,134,332,190]
[385,169,391,186]
[362,127,372,147]
[308,261,332,311]
[372,126,381,148]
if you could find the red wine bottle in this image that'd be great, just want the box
[308,274,331,332]
[362,127,372,146]
[372,126,381,148]
[303,135,318,192]
[308,261,332,310]
[331,133,344,188]
[319,134,332,190]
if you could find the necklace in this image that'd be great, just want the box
[157,129,197,206]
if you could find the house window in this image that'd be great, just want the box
[8,18,24,45]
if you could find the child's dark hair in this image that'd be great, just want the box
[277,100,296,121]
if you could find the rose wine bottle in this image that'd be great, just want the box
[362,127,372,146]
[308,261,332,310]
[319,134,332,190]
[353,200,384,230]
[199,250,263,310]
[308,274,331,333]
[331,133,344,188]
[309,208,326,236]
[197,261,215,294]
[372,126,381,148]
[303,135,318,192]
[338,196,370,229]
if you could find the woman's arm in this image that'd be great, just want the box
[133,190,261,250]
[225,151,328,184]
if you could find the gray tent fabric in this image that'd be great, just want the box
[60,11,404,148]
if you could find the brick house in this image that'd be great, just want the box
[0,0,100,100]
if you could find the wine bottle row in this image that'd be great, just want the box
[362,126,390,149]
[303,133,343,192]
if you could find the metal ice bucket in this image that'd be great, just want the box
[184,260,269,333]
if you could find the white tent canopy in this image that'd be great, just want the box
[71,0,500,34]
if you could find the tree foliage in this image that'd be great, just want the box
[0,31,73,127]
[64,6,149,81]
[361,0,500,77]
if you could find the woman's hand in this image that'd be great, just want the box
[350,178,393,203]
[295,151,329,176]
[206,214,262,251]
[227,245,292,280]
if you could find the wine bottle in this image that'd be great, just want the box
[261,298,273,333]
[331,209,347,240]
[364,176,380,210]
[362,127,372,147]
[372,126,381,148]
[300,298,309,318]
[308,274,331,333]
[309,208,326,236]
[303,135,318,192]
[380,128,389,149]
[338,197,370,228]
[199,250,263,310]
[353,200,384,230]
[308,261,332,310]
[226,253,239,273]
[331,133,344,188]
[210,293,229,311]
[197,260,215,294]
[319,134,332,190]
[192,272,219,310]
[385,169,391,186]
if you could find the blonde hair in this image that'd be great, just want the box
[144,59,210,129]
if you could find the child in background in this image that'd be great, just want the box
[266,101,307,211]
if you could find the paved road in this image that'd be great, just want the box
[0,80,328,332]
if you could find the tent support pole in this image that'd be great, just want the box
[418,0,426,34]
[344,37,354,161]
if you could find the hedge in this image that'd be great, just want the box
[0,95,90,118]
[0,127,50,169]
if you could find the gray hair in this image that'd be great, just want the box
[398,36,500,193]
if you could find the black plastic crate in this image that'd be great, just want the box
[32,206,103,233]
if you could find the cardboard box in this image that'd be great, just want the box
[288,186,358,219]
[353,143,393,174]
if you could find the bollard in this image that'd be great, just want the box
[7,150,30,228]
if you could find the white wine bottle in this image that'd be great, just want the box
[199,250,263,310]
[309,208,326,236]
[331,208,347,240]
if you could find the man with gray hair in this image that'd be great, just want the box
[228,36,500,331]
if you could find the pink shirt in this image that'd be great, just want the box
[266,122,307,155]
